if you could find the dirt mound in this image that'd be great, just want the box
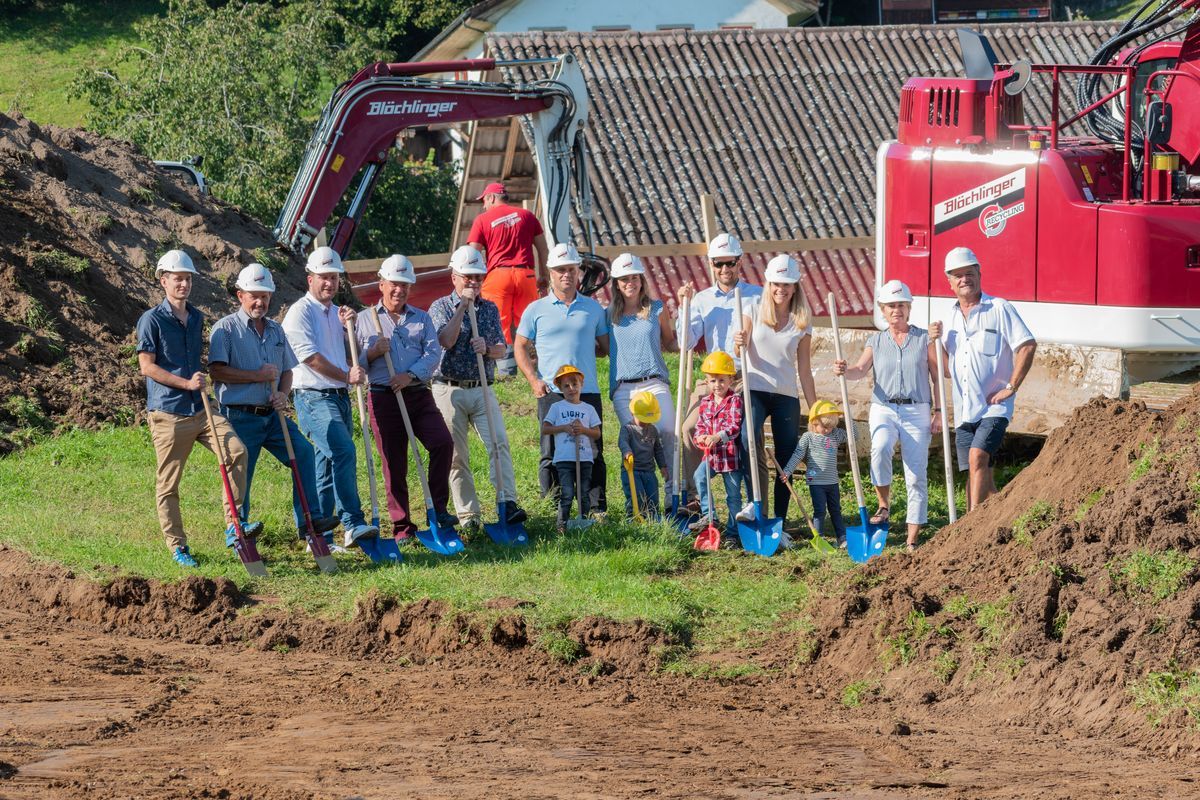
[796,389,1200,753]
[0,546,673,674]
[0,111,308,450]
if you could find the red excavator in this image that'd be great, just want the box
[878,4,1200,432]
[274,52,607,306]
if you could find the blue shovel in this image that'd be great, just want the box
[468,303,527,547]
[367,309,464,557]
[734,286,783,557]
[829,293,887,562]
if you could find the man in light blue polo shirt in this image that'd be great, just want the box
[210,264,339,547]
[936,247,1036,512]
[515,242,611,512]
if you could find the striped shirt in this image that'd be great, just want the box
[209,310,298,406]
[354,302,441,386]
[282,293,349,390]
[785,429,846,485]
[608,299,669,396]
[868,326,932,405]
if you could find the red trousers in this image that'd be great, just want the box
[482,266,537,344]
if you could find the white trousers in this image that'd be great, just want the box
[432,382,518,521]
[611,377,677,495]
[868,401,931,525]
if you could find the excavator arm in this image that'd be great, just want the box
[274,52,608,293]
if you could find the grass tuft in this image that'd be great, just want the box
[1012,500,1056,547]
[1108,550,1196,604]
[841,679,879,708]
[1129,664,1200,727]
[31,249,89,278]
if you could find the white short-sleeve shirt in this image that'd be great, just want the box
[942,292,1034,424]
[282,293,349,390]
[744,303,812,397]
[544,399,603,463]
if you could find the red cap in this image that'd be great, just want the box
[476,181,506,200]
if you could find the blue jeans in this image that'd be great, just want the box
[693,463,743,534]
[620,467,660,518]
[748,390,801,519]
[293,390,366,530]
[555,461,591,526]
[808,483,846,540]
[222,406,320,537]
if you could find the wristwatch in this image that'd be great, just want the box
[1004,382,1015,392]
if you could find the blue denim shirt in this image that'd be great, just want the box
[428,293,505,382]
[136,299,204,415]
[354,302,441,386]
[210,309,299,406]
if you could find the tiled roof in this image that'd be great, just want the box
[488,22,1122,246]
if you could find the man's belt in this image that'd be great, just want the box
[433,377,489,389]
[887,398,917,405]
[226,403,275,417]
[296,387,348,396]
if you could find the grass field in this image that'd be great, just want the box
[0,0,162,126]
[0,351,1018,670]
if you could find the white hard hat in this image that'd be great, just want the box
[707,233,743,260]
[944,246,980,273]
[306,246,344,275]
[547,242,582,268]
[448,246,486,276]
[156,249,196,274]
[610,252,645,279]
[379,254,416,284]
[763,254,801,284]
[235,263,276,293]
[875,279,913,305]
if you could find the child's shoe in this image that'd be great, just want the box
[735,502,756,523]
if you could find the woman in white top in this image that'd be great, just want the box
[833,279,941,551]
[733,254,817,520]
[606,253,678,496]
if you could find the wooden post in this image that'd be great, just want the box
[700,192,717,285]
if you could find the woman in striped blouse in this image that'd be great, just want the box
[833,279,942,551]
[606,253,679,500]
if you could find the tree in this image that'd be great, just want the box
[346,150,460,258]
[327,0,473,60]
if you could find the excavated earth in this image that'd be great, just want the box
[0,111,307,450]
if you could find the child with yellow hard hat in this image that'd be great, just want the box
[689,351,745,540]
[780,400,848,548]
[619,391,670,519]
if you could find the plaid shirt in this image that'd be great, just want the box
[693,392,743,473]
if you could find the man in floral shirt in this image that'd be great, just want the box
[429,246,528,535]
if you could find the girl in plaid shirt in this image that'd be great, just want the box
[690,351,745,537]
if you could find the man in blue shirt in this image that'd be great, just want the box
[515,242,611,513]
[429,246,527,535]
[135,249,260,568]
[355,254,456,541]
[210,264,339,547]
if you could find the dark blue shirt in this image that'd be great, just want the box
[136,299,204,415]
[428,293,505,382]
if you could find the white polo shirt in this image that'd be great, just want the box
[282,292,350,390]
[942,292,1034,425]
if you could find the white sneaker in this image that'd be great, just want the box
[735,502,756,523]
[306,540,349,555]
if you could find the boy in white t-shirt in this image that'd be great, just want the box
[541,364,602,530]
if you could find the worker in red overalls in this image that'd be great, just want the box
[468,181,549,377]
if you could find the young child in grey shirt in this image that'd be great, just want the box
[619,390,669,519]
[782,401,848,547]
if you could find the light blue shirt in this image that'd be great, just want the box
[607,299,669,396]
[210,309,298,406]
[676,281,763,370]
[943,292,1035,424]
[517,291,609,394]
[867,326,932,406]
[355,302,441,386]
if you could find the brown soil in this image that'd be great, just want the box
[3,547,1199,799]
[0,111,306,450]
[786,388,1200,756]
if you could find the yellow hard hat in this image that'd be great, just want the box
[553,364,584,386]
[629,390,661,424]
[808,399,843,425]
[700,351,736,376]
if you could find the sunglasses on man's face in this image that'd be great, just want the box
[713,261,739,269]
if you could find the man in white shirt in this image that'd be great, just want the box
[675,233,763,499]
[933,247,1036,511]
[282,246,377,545]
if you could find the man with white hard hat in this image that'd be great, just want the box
[933,247,1036,511]
[136,249,259,568]
[468,180,550,376]
[355,254,457,542]
[428,246,527,535]
[675,233,763,505]
[515,241,611,513]
[210,263,339,548]
[282,246,378,547]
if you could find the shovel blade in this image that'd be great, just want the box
[417,515,466,556]
[304,530,338,573]
[694,524,721,551]
[313,554,339,574]
[232,537,268,577]
[809,528,837,556]
[868,525,889,557]
[355,536,391,564]
[736,504,783,557]
[483,521,511,546]
[373,535,403,563]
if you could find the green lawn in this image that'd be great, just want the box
[0,352,1005,668]
[0,1,162,127]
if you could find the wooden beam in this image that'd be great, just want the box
[700,193,717,285]
[500,117,521,180]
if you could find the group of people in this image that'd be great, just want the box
[136,180,1036,566]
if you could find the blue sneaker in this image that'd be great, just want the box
[172,546,198,568]
[225,520,263,548]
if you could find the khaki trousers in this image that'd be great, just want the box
[432,382,518,522]
[147,409,247,551]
